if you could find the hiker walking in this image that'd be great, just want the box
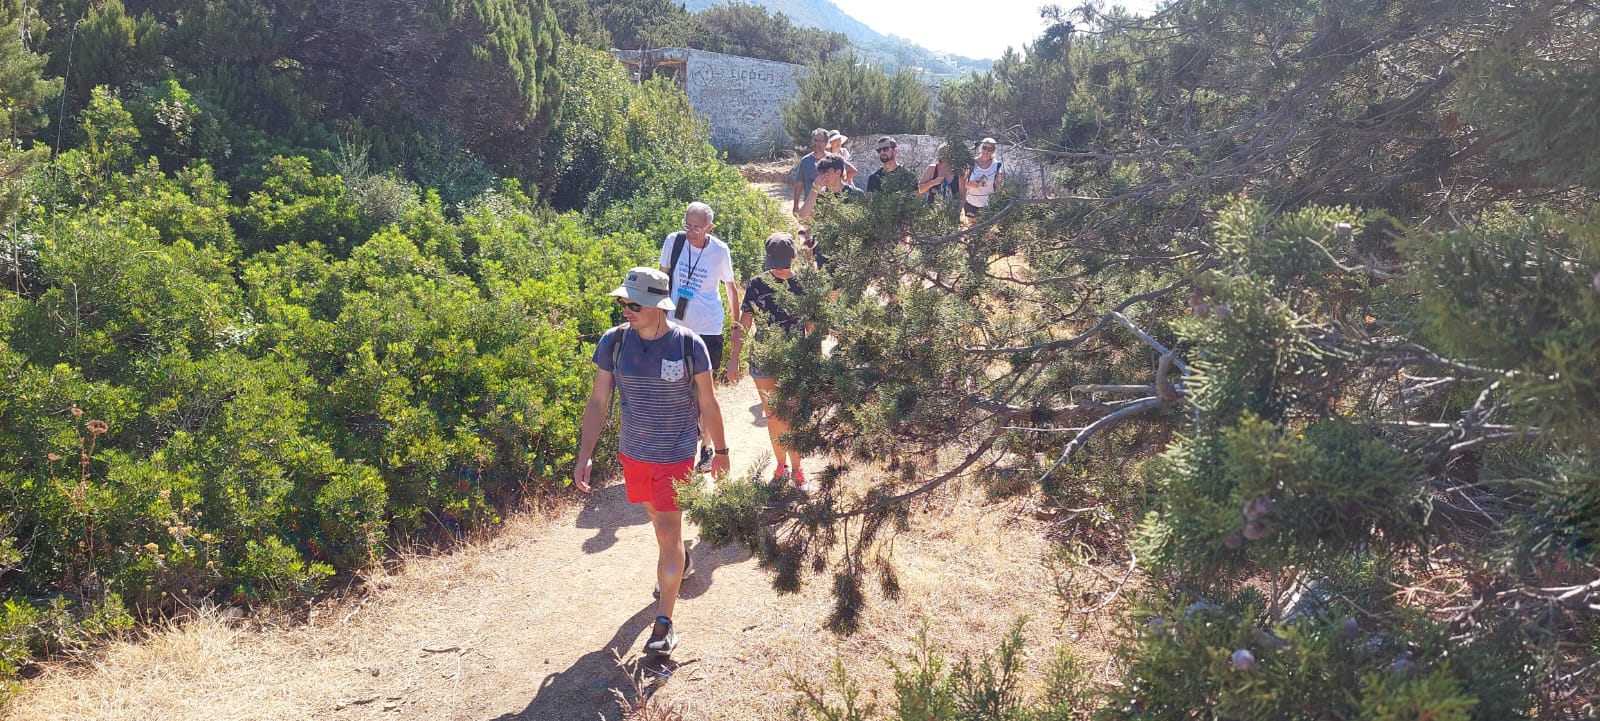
[865,137,916,194]
[573,267,731,655]
[798,154,864,220]
[826,130,859,184]
[918,143,957,205]
[791,128,831,216]
[729,234,814,490]
[962,137,1003,221]
[659,202,740,467]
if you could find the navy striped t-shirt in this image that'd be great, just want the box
[593,323,711,464]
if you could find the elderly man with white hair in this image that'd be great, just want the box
[658,201,740,470]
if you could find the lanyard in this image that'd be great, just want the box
[680,238,708,290]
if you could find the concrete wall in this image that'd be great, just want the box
[686,51,806,161]
[616,48,806,162]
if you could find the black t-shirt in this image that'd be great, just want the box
[866,165,916,193]
[742,274,804,333]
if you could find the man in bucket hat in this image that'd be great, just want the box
[574,266,730,656]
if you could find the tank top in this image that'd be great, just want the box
[966,160,1001,207]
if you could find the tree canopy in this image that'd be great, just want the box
[695,0,1600,717]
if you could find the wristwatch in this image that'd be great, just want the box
[714,448,730,455]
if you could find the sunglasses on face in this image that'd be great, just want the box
[616,300,643,312]
[683,223,711,233]
[981,145,996,151]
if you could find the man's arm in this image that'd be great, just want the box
[658,234,673,274]
[791,164,805,213]
[572,369,615,493]
[694,372,730,476]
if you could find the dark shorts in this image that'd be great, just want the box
[620,453,694,512]
[748,361,774,381]
[963,200,985,218]
[702,334,724,375]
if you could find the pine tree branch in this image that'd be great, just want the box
[964,268,1212,357]
[1368,341,1510,377]
[1443,430,1541,456]
[1036,396,1170,487]
[966,396,1101,424]
[786,432,1003,522]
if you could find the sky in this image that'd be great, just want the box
[828,0,1164,60]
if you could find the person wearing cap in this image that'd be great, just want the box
[791,128,831,216]
[962,137,1003,220]
[826,130,858,184]
[865,136,915,194]
[730,234,814,489]
[573,266,731,656]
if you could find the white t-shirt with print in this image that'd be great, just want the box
[658,232,736,337]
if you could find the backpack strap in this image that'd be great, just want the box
[667,231,688,289]
[609,324,629,401]
[684,332,696,378]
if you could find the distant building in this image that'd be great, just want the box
[613,48,806,162]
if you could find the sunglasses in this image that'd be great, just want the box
[616,300,643,312]
[980,145,996,151]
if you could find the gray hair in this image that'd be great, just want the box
[685,202,714,224]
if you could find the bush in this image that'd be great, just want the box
[0,96,663,696]
[783,55,931,142]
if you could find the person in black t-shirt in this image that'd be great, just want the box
[729,233,814,490]
[865,137,915,194]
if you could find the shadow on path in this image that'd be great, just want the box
[576,482,649,555]
[489,605,684,721]
[677,539,751,602]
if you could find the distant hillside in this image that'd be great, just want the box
[681,0,992,76]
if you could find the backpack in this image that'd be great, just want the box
[666,231,688,290]
[609,324,697,390]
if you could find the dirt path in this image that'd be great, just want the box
[7,363,1094,721]
[5,177,1110,719]
[741,160,797,216]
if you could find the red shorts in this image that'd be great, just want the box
[619,453,695,512]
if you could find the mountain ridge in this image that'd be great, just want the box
[681,0,992,74]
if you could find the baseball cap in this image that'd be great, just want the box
[763,233,797,270]
[978,137,998,149]
[608,267,676,311]
[875,137,897,150]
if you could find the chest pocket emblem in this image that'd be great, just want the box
[660,358,686,382]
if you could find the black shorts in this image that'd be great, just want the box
[963,200,984,217]
[701,334,724,375]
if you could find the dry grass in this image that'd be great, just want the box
[5,379,1127,721]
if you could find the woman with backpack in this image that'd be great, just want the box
[728,233,814,491]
